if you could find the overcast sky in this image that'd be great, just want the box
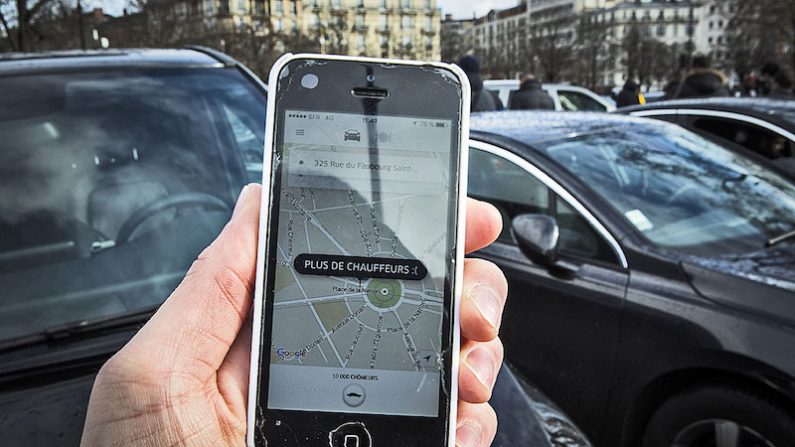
[437,0,519,19]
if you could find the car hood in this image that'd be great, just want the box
[681,244,795,324]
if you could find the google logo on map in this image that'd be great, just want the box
[275,347,308,361]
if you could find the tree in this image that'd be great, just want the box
[528,16,574,83]
[0,0,64,51]
[721,0,795,78]
[621,20,675,87]
[572,13,616,89]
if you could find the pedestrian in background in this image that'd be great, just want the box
[509,74,555,110]
[769,71,795,100]
[670,55,730,99]
[458,55,504,112]
[759,62,781,97]
[616,80,642,107]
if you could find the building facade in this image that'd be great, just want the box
[464,0,732,87]
[153,0,441,60]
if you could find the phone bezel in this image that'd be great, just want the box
[247,53,471,447]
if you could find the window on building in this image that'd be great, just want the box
[423,35,432,48]
[381,0,388,8]
[237,0,245,11]
[708,37,714,44]
[203,0,213,14]
[175,2,187,16]
[309,13,319,27]
[357,34,366,50]
[356,14,365,28]
[402,15,413,29]
[402,34,413,46]
[401,0,410,8]
[426,0,433,10]
[379,14,388,30]
[357,0,365,7]
[275,19,283,31]
[275,0,282,14]
[657,25,665,36]
[332,0,341,7]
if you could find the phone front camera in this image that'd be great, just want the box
[301,74,319,89]
[366,74,376,83]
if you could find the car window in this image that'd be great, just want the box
[557,90,606,112]
[536,126,795,256]
[690,116,794,161]
[0,68,266,342]
[223,104,265,182]
[468,147,618,264]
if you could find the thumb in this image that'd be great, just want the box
[120,184,262,378]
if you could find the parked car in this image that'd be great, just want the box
[619,98,795,180]
[0,49,587,447]
[468,111,795,447]
[484,80,616,112]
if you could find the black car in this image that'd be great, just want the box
[619,98,795,180]
[0,49,587,447]
[468,111,795,447]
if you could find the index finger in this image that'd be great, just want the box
[465,198,503,254]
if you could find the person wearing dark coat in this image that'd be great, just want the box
[616,80,641,107]
[769,72,795,100]
[672,55,730,99]
[509,74,555,110]
[458,55,504,112]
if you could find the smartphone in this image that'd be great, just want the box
[248,54,470,447]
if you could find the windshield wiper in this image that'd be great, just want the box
[0,307,158,353]
[767,229,795,248]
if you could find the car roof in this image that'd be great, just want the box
[471,110,662,145]
[483,79,587,89]
[0,48,230,76]
[619,97,795,130]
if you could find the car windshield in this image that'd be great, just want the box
[0,67,266,343]
[533,124,795,256]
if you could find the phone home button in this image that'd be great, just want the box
[329,422,372,447]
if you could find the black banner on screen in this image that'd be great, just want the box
[294,254,428,280]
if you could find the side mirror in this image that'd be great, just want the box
[511,214,560,267]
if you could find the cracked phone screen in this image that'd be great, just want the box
[266,106,454,418]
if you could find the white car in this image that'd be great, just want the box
[484,80,616,112]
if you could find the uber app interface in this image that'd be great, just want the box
[267,110,454,417]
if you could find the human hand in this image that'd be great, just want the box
[81,184,507,447]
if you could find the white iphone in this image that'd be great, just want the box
[248,54,470,447]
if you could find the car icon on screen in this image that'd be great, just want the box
[344,130,361,142]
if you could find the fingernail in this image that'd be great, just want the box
[472,284,502,331]
[233,184,255,217]
[466,346,498,389]
[456,421,482,447]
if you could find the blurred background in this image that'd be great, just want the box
[1,0,792,96]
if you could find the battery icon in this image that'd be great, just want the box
[436,122,446,128]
